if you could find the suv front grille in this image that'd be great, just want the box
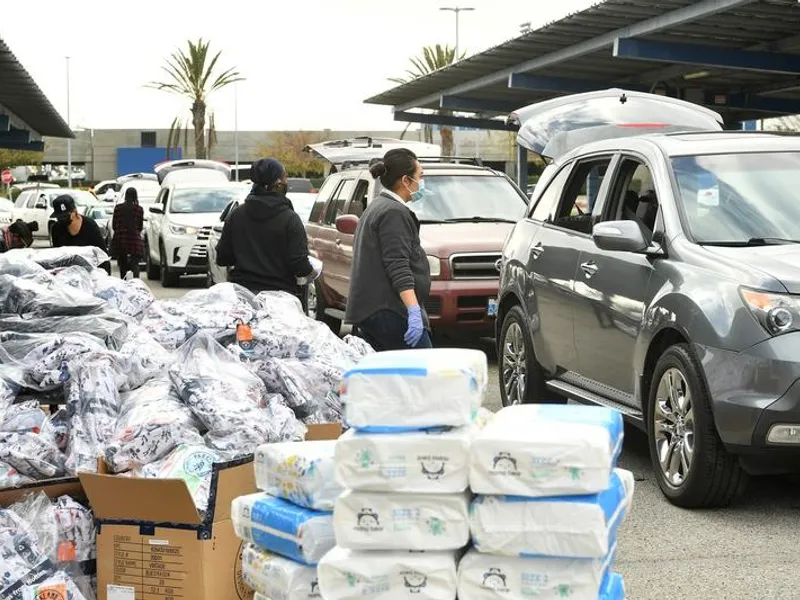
[450,253,502,280]
[196,226,212,241]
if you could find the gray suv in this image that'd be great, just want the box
[498,124,800,508]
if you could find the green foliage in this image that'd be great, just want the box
[388,44,466,84]
[258,132,326,177]
[0,149,43,169]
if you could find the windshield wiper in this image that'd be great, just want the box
[417,218,444,224]
[443,216,518,224]
[701,237,800,247]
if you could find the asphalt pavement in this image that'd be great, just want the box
[146,274,800,600]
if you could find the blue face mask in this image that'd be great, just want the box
[408,177,425,202]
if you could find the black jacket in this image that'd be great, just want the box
[215,191,313,294]
[345,192,431,326]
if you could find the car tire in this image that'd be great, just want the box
[312,279,341,334]
[647,344,747,508]
[159,244,180,288]
[498,305,553,407]
[145,238,160,280]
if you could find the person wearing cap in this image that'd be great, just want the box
[50,194,112,274]
[0,219,38,252]
[215,158,316,298]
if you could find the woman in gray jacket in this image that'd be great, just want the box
[345,148,432,351]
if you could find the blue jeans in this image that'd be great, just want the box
[358,309,433,352]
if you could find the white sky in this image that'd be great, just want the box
[2,0,595,131]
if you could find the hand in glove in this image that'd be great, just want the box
[404,305,424,347]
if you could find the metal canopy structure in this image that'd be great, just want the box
[0,36,73,151]
[365,0,800,127]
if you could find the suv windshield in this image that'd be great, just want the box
[170,187,245,214]
[409,175,527,223]
[672,153,800,245]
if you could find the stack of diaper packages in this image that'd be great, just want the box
[231,439,344,600]
[320,348,489,600]
[465,404,633,600]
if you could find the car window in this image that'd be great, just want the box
[169,187,245,214]
[27,194,44,209]
[15,191,30,208]
[323,179,355,225]
[604,158,660,236]
[409,175,527,223]
[348,180,369,217]
[310,174,341,223]
[552,157,613,234]
[287,178,313,193]
[530,165,572,223]
[671,152,800,244]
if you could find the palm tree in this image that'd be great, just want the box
[148,38,243,159]
[390,44,465,156]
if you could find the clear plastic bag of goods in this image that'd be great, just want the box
[318,546,458,600]
[169,332,286,455]
[53,265,95,296]
[242,543,320,600]
[342,348,488,431]
[104,378,203,473]
[134,443,223,512]
[457,545,616,600]
[92,274,155,320]
[0,313,130,350]
[0,253,47,278]
[253,357,341,421]
[254,440,343,511]
[469,404,624,497]
[140,301,198,350]
[159,282,257,342]
[0,400,46,433]
[232,493,335,565]
[0,429,65,479]
[333,489,470,551]
[63,352,126,474]
[116,325,173,392]
[470,468,634,559]
[3,245,110,272]
[0,460,33,487]
[334,426,472,493]
[0,274,107,318]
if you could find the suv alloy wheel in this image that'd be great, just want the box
[648,344,747,508]
[498,306,550,406]
[159,242,179,288]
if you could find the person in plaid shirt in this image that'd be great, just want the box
[112,187,144,278]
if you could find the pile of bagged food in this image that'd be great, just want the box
[0,491,96,600]
[0,246,374,598]
[231,347,633,600]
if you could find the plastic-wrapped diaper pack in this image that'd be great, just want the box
[242,543,320,600]
[333,490,470,551]
[232,493,335,565]
[318,546,458,600]
[334,426,471,493]
[470,469,634,559]
[255,440,343,511]
[470,404,624,497]
[342,348,487,431]
[457,545,616,600]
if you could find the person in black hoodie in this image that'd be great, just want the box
[215,158,314,297]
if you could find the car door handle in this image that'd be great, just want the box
[580,261,599,278]
[335,239,342,246]
[530,242,544,260]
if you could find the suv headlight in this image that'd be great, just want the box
[169,224,198,235]
[427,255,441,278]
[740,288,800,335]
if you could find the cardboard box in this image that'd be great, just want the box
[81,423,342,600]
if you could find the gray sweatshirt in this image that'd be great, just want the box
[345,192,431,326]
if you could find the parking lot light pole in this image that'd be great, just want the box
[440,6,474,58]
[66,56,72,189]
[234,81,239,182]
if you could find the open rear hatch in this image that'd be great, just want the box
[155,159,232,185]
[304,137,442,167]
[508,88,724,159]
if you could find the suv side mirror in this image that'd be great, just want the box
[592,220,649,253]
[148,205,164,215]
[336,214,359,235]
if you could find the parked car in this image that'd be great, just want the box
[206,189,316,287]
[304,152,529,337]
[497,89,800,509]
[154,159,231,186]
[145,182,246,287]
[0,197,14,228]
[12,189,95,241]
[86,204,115,249]
[92,180,122,200]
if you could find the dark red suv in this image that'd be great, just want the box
[305,159,529,338]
